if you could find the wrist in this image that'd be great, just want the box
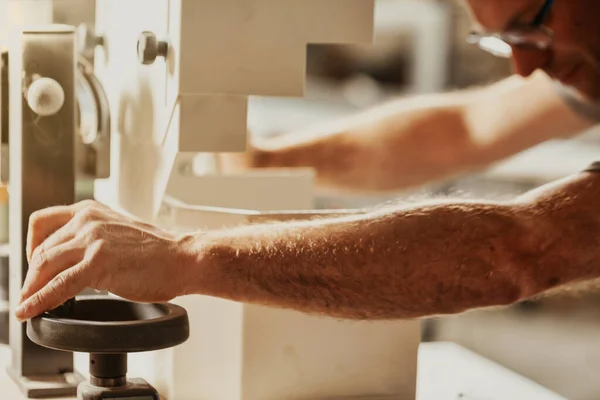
[174,230,240,299]
[251,145,278,168]
[171,232,210,297]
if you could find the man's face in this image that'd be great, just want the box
[466,0,600,102]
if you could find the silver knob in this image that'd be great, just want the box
[76,24,104,59]
[137,31,169,65]
[26,77,65,117]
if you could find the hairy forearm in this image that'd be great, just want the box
[252,72,593,193]
[186,171,600,320]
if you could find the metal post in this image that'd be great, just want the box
[7,25,83,398]
[1,49,8,183]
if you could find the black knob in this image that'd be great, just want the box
[137,31,169,65]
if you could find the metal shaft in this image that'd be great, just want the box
[89,353,127,388]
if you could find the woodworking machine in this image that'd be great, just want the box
[0,1,422,399]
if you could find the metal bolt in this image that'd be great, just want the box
[137,31,169,65]
[178,161,194,176]
[76,24,104,59]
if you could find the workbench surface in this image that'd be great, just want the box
[0,342,564,400]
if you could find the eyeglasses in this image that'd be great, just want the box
[467,0,556,58]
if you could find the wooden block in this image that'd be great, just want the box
[294,0,375,44]
[165,95,248,153]
[164,296,420,400]
[167,0,374,97]
[166,171,315,211]
[239,306,420,400]
[168,0,305,97]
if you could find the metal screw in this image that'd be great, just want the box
[76,24,104,59]
[137,31,169,65]
[178,161,194,176]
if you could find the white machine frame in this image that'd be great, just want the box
[3,1,422,399]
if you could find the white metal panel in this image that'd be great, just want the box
[93,0,170,221]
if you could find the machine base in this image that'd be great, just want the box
[6,366,83,398]
[78,378,159,400]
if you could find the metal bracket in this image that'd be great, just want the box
[7,25,83,398]
[0,51,111,183]
[76,57,111,180]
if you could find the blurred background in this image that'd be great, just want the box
[2,0,600,398]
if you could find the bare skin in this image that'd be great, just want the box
[15,168,600,321]
[15,0,600,321]
[222,72,593,193]
[467,0,600,102]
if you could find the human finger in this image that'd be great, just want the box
[26,205,78,263]
[15,263,90,321]
[28,201,106,263]
[20,241,85,303]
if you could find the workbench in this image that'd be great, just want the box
[0,342,565,400]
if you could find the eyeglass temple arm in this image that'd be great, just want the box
[532,0,556,26]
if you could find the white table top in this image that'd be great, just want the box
[417,342,565,400]
[0,342,564,400]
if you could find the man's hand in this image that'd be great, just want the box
[16,200,195,321]
[218,139,264,173]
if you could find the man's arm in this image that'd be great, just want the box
[187,169,600,320]
[229,71,594,193]
[14,168,600,322]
